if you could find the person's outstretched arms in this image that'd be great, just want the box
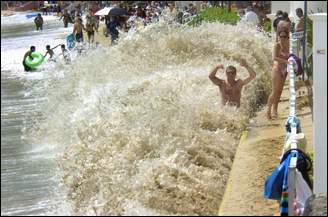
[209,64,224,86]
[240,58,256,86]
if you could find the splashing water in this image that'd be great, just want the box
[27,21,273,215]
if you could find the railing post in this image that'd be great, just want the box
[289,32,298,117]
[288,156,297,216]
[286,32,300,216]
[309,13,327,195]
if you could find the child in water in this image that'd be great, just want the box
[44,44,61,61]
[44,45,55,59]
[22,46,35,71]
[208,58,256,108]
[61,44,71,63]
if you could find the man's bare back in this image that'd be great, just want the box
[209,58,256,108]
[73,22,83,34]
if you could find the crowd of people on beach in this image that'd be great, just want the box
[28,1,274,50]
[25,1,210,68]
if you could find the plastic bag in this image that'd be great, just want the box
[293,169,313,216]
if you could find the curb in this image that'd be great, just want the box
[218,130,248,216]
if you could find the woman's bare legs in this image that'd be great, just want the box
[272,74,287,118]
[267,69,284,119]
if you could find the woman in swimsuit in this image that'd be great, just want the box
[267,30,290,119]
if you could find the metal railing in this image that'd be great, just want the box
[286,31,306,216]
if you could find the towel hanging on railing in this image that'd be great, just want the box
[264,153,292,200]
[280,154,291,216]
[280,149,313,190]
[264,149,313,199]
[289,54,304,76]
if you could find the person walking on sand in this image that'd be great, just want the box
[209,58,256,108]
[266,30,290,119]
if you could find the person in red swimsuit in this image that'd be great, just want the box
[267,30,290,119]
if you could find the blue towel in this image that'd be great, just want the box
[66,33,75,50]
[264,153,292,200]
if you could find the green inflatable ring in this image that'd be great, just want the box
[25,52,44,69]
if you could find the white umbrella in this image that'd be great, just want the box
[95,7,113,16]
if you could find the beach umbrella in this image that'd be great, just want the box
[108,7,130,17]
[95,7,113,16]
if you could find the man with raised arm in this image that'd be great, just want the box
[209,58,256,108]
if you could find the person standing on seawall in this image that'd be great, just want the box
[266,30,290,120]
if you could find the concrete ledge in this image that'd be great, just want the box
[218,130,248,216]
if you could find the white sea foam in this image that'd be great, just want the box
[27,21,273,215]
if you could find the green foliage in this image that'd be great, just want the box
[306,18,313,47]
[304,17,313,78]
[307,150,314,183]
[187,7,239,27]
[308,150,314,162]
[262,20,271,33]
